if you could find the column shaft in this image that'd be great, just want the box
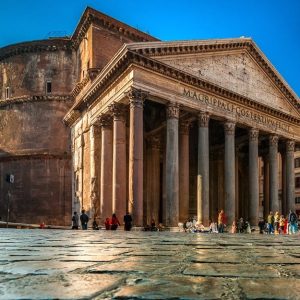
[89,125,101,221]
[224,121,236,225]
[249,128,259,226]
[179,122,190,222]
[198,112,210,226]
[110,103,127,220]
[263,155,270,220]
[146,137,161,225]
[166,103,179,227]
[286,140,295,212]
[99,115,113,222]
[269,135,279,212]
[128,89,147,226]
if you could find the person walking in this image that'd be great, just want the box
[111,213,120,230]
[72,211,79,229]
[80,209,89,230]
[123,212,132,231]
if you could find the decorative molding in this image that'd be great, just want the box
[224,121,236,135]
[147,136,161,149]
[71,8,158,50]
[286,140,295,152]
[179,121,191,135]
[249,128,259,141]
[96,114,112,128]
[132,40,299,112]
[166,102,180,119]
[65,47,300,127]
[63,110,81,126]
[0,153,71,162]
[198,111,210,127]
[126,88,149,109]
[0,94,71,108]
[269,135,279,147]
[109,102,127,122]
[0,39,71,62]
[90,123,101,135]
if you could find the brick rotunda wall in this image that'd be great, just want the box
[0,39,75,226]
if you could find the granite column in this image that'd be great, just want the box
[166,103,180,227]
[224,121,236,225]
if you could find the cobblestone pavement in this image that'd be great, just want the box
[0,229,299,299]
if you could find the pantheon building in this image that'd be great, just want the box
[1,7,299,226]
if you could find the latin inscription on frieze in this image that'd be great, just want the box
[183,88,290,133]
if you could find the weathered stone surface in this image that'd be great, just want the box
[0,274,122,300]
[238,278,300,299]
[0,229,300,299]
[183,263,280,278]
[114,276,226,300]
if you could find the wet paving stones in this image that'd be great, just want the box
[0,229,300,299]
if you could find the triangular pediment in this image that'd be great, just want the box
[127,39,300,118]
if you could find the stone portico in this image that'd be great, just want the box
[65,39,300,227]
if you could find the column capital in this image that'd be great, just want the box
[166,102,180,119]
[126,88,149,109]
[286,140,295,152]
[269,134,279,147]
[125,87,149,102]
[90,124,101,135]
[249,128,259,141]
[224,121,236,135]
[109,102,127,122]
[179,121,191,135]
[147,135,161,149]
[198,111,210,127]
[97,114,112,128]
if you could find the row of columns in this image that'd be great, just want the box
[167,107,295,227]
[91,92,296,227]
[94,89,147,226]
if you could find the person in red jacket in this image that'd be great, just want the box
[111,214,120,230]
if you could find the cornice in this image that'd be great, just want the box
[128,39,300,112]
[0,94,72,108]
[71,7,158,49]
[64,48,300,127]
[0,39,72,62]
[0,153,71,162]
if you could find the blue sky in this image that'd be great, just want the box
[1,0,299,97]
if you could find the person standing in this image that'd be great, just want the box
[279,215,285,234]
[111,213,120,230]
[267,211,274,234]
[274,211,280,234]
[72,211,79,229]
[258,218,265,234]
[80,209,89,230]
[288,210,298,234]
[218,210,226,233]
[123,212,132,231]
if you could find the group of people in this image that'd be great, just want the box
[71,210,133,231]
[259,210,299,234]
[72,208,299,234]
[181,209,299,235]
